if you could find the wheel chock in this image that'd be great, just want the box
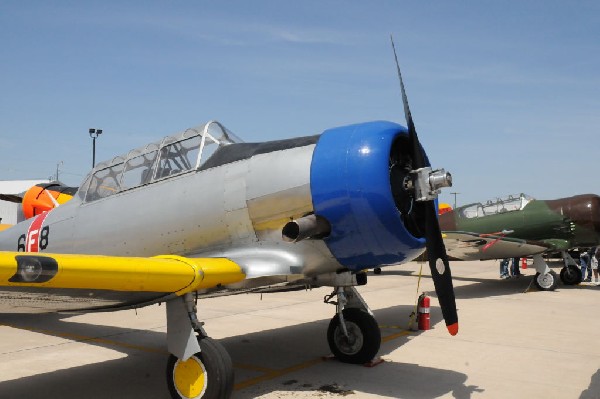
[363,357,385,367]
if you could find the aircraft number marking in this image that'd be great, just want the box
[17,234,25,252]
[18,212,50,252]
[39,226,49,250]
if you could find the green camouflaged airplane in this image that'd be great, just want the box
[438,193,600,291]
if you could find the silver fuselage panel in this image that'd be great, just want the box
[0,136,339,312]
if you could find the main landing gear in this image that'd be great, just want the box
[559,251,582,286]
[532,254,559,291]
[324,285,381,364]
[532,252,583,290]
[164,274,382,398]
[165,293,233,399]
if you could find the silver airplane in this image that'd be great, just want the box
[0,49,458,399]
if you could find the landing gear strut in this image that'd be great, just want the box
[166,293,234,399]
[324,286,381,364]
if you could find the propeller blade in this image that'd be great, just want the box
[391,35,458,335]
[390,36,424,168]
[422,201,458,335]
[0,194,24,203]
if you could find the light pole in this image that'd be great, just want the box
[55,161,63,181]
[450,192,460,209]
[88,128,103,167]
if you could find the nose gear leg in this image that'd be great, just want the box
[324,282,381,364]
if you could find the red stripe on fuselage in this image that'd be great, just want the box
[26,211,49,252]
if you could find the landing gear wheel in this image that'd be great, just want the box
[373,268,382,275]
[534,270,558,291]
[560,265,582,286]
[166,337,233,399]
[327,308,381,364]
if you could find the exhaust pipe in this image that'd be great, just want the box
[282,214,330,243]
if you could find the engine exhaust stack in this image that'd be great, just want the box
[282,214,330,243]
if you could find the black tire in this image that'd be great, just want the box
[560,265,582,286]
[534,270,558,291]
[166,337,234,399]
[373,268,382,275]
[327,308,381,364]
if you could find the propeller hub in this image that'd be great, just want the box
[430,169,452,191]
[411,167,452,202]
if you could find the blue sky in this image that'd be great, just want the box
[1,1,598,206]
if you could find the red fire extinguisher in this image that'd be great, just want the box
[417,294,431,331]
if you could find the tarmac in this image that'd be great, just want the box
[1,259,599,399]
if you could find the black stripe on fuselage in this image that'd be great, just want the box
[200,135,320,170]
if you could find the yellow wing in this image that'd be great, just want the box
[0,252,245,296]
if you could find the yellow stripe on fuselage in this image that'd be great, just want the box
[0,252,245,294]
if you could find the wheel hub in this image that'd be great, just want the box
[334,321,363,355]
[537,273,554,289]
[173,356,207,399]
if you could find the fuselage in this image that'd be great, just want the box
[0,120,428,313]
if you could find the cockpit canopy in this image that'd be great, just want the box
[458,193,534,219]
[79,121,242,202]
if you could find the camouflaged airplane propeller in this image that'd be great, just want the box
[391,36,459,335]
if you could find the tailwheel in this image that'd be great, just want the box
[327,308,381,364]
[534,270,558,291]
[560,265,581,286]
[167,337,233,399]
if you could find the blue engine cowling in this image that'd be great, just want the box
[310,121,427,271]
